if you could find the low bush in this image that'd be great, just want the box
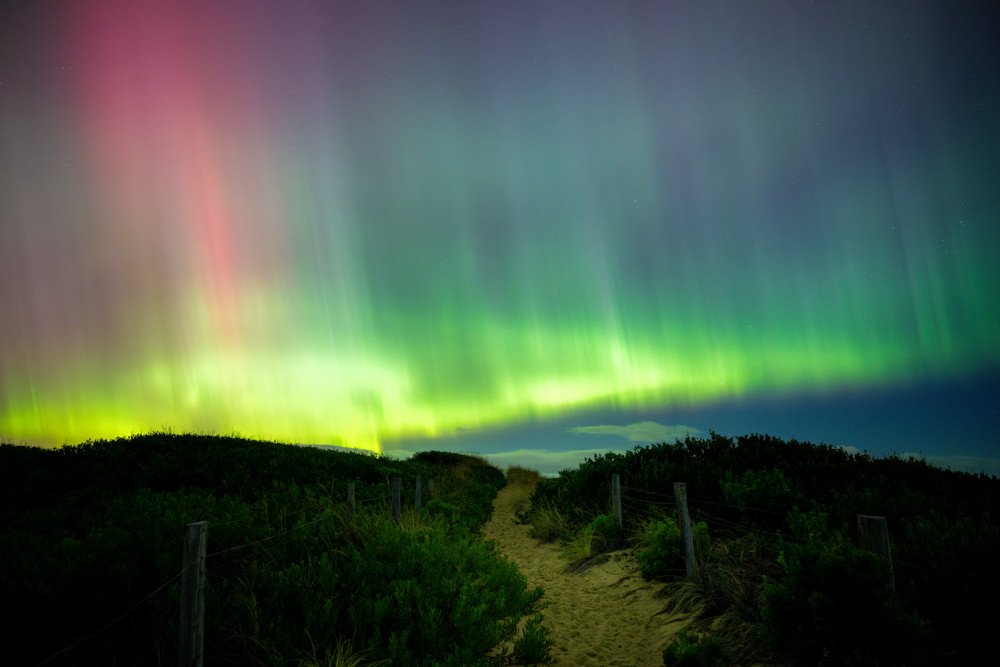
[517,433,1000,663]
[236,510,543,665]
[586,512,623,553]
[720,467,800,518]
[0,434,546,665]
[638,518,709,580]
[760,511,920,664]
[424,498,463,528]
[661,629,730,667]
[561,514,626,569]
[513,614,555,665]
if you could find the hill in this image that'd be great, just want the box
[0,433,544,665]
[527,432,999,665]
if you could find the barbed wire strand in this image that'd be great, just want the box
[687,495,787,517]
[621,496,666,512]
[206,514,330,559]
[37,564,187,666]
[100,600,176,660]
[33,480,460,665]
[621,485,676,500]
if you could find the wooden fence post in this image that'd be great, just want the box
[611,474,623,529]
[857,514,896,593]
[392,477,402,523]
[179,521,207,667]
[347,483,356,517]
[673,483,698,581]
[414,476,422,512]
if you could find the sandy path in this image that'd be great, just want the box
[483,482,688,666]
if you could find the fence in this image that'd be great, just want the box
[37,470,902,664]
[609,473,896,590]
[38,476,431,667]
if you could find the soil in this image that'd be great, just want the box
[483,481,689,666]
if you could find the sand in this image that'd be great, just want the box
[483,481,689,666]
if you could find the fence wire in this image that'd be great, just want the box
[37,563,188,666]
[610,476,903,554]
[35,481,401,665]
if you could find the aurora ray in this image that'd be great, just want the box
[1,1,998,455]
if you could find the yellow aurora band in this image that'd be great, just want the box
[3,271,994,451]
[2,2,998,451]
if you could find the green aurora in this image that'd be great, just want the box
[1,1,998,452]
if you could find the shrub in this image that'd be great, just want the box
[586,512,623,553]
[476,433,1000,662]
[640,519,682,579]
[513,614,554,665]
[0,435,536,665]
[335,513,543,664]
[639,518,709,580]
[760,514,920,664]
[662,629,730,667]
[424,498,462,527]
[721,467,800,517]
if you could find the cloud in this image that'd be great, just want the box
[568,421,701,443]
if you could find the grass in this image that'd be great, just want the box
[656,531,780,664]
[527,504,568,542]
[560,523,599,567]
[300,637,375,667]
[512,613,555,665]
[533,508,778,663]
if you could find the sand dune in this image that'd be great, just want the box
[484,482,689,665]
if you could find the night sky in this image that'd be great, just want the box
[2,1,998,474]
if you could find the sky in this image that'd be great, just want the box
[1,1,998,474]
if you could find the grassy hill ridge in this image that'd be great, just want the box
[0,433,542,665]
[527,433,999,665]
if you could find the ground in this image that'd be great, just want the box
[483,480,689,666]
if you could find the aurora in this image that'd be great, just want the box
[1,1,998,458]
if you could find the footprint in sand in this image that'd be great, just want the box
[483,481,689,666]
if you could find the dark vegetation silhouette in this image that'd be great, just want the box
[528,432,999,665]
[5,430,996,664]
[0,433,545,665]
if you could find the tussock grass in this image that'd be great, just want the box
[658,532,779,664]
[397,506,437,533]
[560,531,615,573]
[300,637,376,667]
[560,523,598,565]
[558,514,624,572]
[528,504,568,542]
